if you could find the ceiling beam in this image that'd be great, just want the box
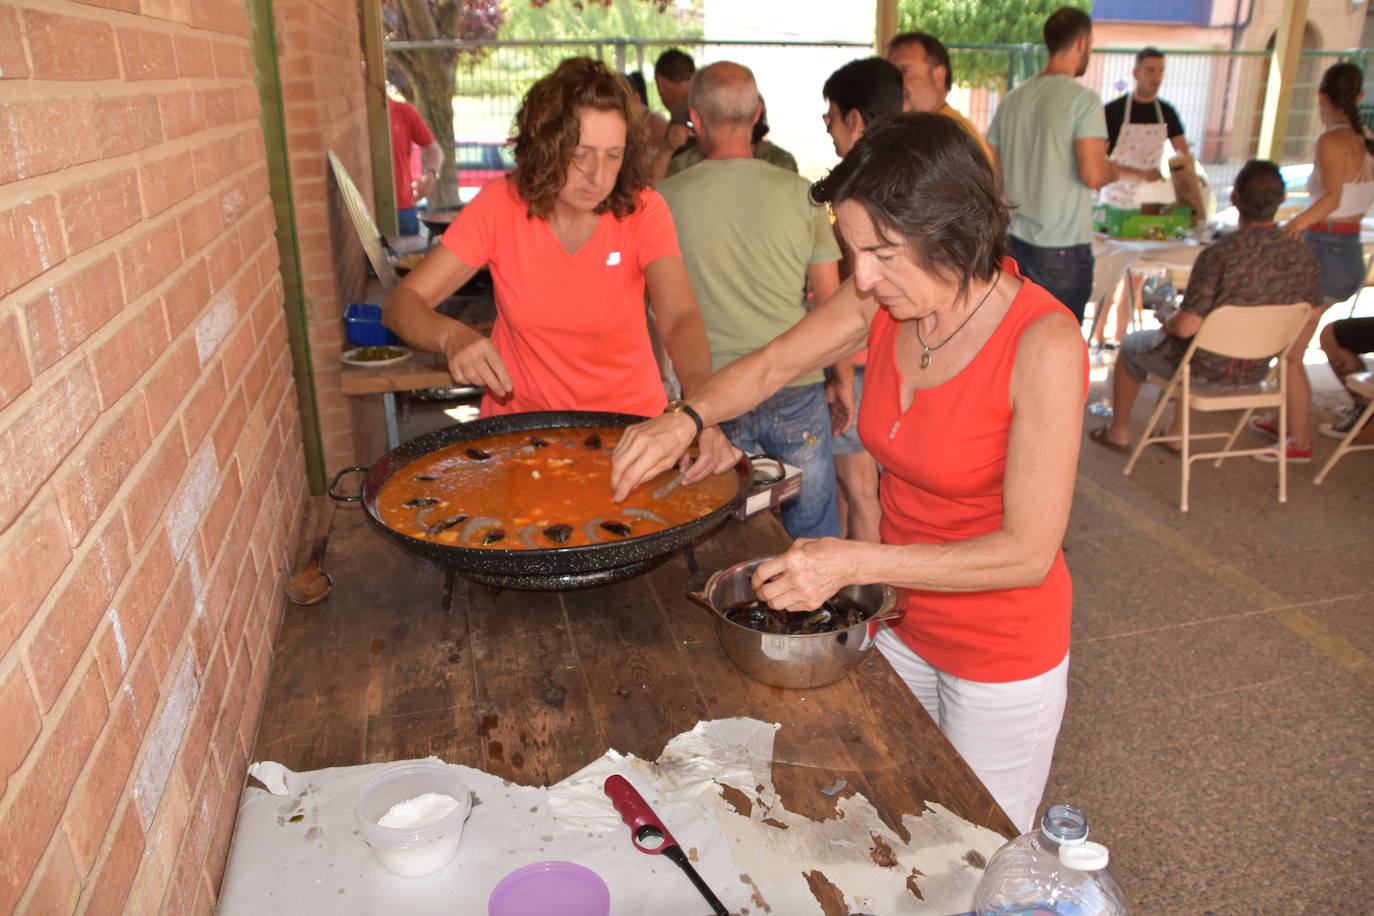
[1256,0,1311,161]
[875,0,898,55]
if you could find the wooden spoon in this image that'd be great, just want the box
[284,536,333,605]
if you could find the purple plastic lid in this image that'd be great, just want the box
[488,861,611,916]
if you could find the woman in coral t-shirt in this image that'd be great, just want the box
[384,58,730,470]
[611,114,1088,834]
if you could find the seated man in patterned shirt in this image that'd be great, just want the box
[1091,159,1323,451]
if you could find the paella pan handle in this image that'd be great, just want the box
[326,466,368,503]
[745,453,785,493]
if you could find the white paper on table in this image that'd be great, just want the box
[219,718,1004,916]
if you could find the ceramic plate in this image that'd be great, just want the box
[341,346,411,369]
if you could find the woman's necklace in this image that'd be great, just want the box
[914,272,1001,369]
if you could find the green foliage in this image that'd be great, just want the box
[456,0,702,98]
[896,0,1090,89]
[505,0,700,43]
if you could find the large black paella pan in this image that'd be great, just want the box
[328,410,783,591]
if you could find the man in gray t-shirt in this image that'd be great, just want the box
[987,7,1158,323]
[658,62,844,540]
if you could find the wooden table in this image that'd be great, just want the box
[253,506,1016,859]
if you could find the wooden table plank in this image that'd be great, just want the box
[339,349,455,395]
[562,577,712,763]
[462,584,607,786]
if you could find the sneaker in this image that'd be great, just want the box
[1252,437,1313,464]
[1318,406,1369,440]
[1249,415,1280,439]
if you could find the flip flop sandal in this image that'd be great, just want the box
[1088,426,1131,454]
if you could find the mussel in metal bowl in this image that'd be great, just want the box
[721,593,869,635]
[686,558,902,689]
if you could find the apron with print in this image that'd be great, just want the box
[1100,98,1168,209]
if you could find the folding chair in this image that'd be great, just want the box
[1123,303,1313,511]
[1349,244,1374,319]
[327,151,401,293]
[1313,372,1374,483]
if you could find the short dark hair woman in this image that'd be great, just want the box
[1251,62,1374,461]
[611,113,1088,833]
[384,58,730,468]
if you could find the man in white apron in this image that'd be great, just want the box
[1101,47,1191,207]
[1094,47,1192,347]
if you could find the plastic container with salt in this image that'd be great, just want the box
[354,761,472,877]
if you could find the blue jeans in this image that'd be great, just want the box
[1010,236,1093,324]
[721,383,841,540]
[1303,229,1364,303]
[397,207,420,236]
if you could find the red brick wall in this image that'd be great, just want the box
[275,0,374,471]
[0,1,308,912]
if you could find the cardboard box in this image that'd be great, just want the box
[1093,203,1193,240]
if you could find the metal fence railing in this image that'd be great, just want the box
[388,39,1374,209]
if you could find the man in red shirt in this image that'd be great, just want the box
[389,97,443,236]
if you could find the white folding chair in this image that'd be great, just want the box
[1123,303,1313,511]
[1313,372,1374,484]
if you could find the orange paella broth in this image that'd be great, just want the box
[377,427,737,548]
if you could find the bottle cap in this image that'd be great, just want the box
[1059,840,1110,871]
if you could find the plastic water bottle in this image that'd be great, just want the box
[972,804,1128,915]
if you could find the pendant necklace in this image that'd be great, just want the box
[915,272,1001,370]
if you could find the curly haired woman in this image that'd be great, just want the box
[385,58,731,469]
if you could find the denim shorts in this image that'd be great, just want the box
[1304,229,1364,303]
[1117,328,1179,382]
[720,382,841,540]
[831,365,867,456]
[397,206,420,236]
[1009,236,1094,324]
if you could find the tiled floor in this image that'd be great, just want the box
[375,301,1374,913]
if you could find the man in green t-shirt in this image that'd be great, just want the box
[987,7,1157,323]
[658,61,844,539]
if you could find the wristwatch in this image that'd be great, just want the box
[662,400,703,438]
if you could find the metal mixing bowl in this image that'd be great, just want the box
[686,558,901,689]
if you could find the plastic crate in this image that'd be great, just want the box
[344,304,401,346]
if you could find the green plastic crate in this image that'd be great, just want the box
[1093,203,1193,240]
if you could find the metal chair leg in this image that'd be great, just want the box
[1314,399,1374,483]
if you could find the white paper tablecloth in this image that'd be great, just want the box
[219,718,1003,916]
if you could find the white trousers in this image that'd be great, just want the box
[875,627,1070,835]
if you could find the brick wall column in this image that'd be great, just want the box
[0,1,313,911]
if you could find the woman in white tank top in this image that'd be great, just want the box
[1252,62,1374,462]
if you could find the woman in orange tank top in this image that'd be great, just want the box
[612,114,1088,832]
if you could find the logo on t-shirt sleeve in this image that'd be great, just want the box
[605,251,621,266]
